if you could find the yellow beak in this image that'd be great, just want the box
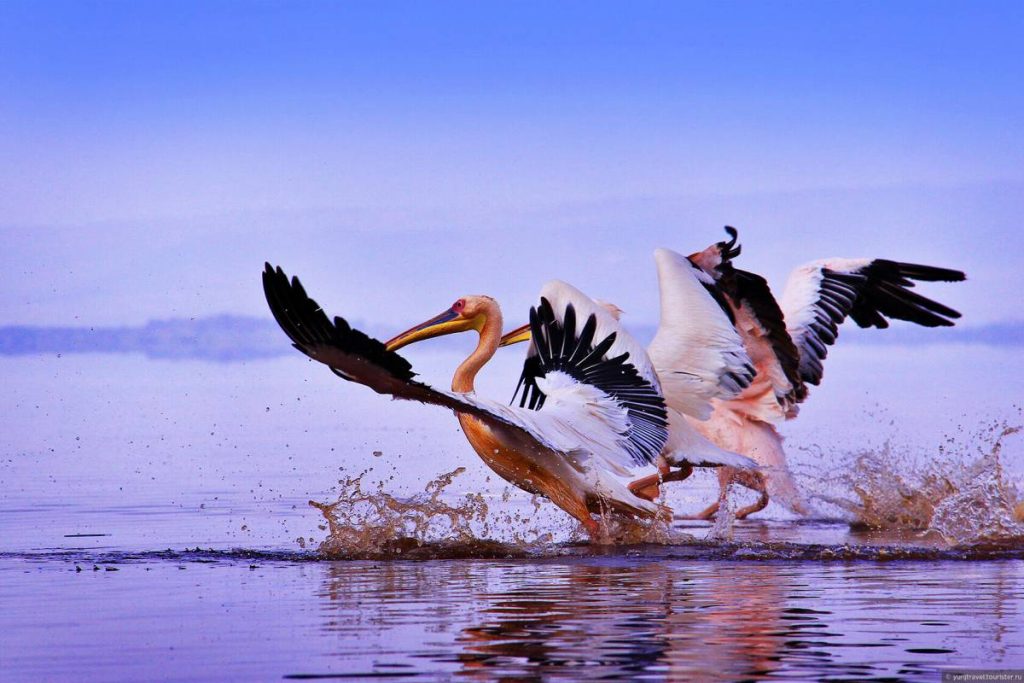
[498,323,532,347]
[385,307,478,352]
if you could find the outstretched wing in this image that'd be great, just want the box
[262,263,569,453]
[511,281,669,469]
[779,258,966,390]
[647,247,755,420]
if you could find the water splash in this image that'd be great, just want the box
[587,503,693,546]
[809,421,1024,546]
[311,467,498,559]
[929,426,1023,545]
[707,485,737,542]
[309,461,691,556]
[310,466,593,558]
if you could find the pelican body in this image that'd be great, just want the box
[262,265,683,537]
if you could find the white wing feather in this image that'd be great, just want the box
[779,258,871,337]
[647,248,754,420]
[779,258,871,388]
[662,408,758,469]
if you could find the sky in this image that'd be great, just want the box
[1,1,1021,329]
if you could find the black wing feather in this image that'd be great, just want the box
[511,299,668,467]
[794,260,965,388]
[262,263,415,382]
[729,268,805,404]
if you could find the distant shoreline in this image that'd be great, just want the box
[0,316,1019,362]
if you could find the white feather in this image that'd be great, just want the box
[647,248,754,420]
[533,371,636,476]
[662,408,758,469]
[779,258,871,333]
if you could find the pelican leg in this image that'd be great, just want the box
[733,471,770,520]
[691,499,720,521]
[688,466,739,520]
[662,462,694,486]
[628,461,693,502]
[628,457,670,501]
[704,467,770,520]
[689,469,769,521]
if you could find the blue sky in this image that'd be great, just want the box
[1,1,1021,327]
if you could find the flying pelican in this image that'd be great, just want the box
[500,231,966,519]
[673,227,965,518]
[261,264,753,537]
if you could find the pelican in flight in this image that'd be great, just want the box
[261,264,754,538]
[500,230,966,519]
[675,227,966,518]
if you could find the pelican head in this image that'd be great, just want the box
[386,295,495,352]
[688,225,742,275]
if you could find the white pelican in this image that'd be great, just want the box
[500,230,966,519]
[677,227,966,518]
[262,264,754,538]
[500,248,762,503]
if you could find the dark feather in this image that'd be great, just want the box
[794,260,965,388]
[262,263,415,381]
[512,301,668,466]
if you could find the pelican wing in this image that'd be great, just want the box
[721,267,805,412]
[262,263,572,454]
[662,409,758,470]
[511,281,669,470]
[647,248,755,420]
[688,228,804,418]
[779,258,966,390]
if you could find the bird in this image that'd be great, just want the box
[262,264,755,538]
[674,227,967,518]
[500,247,763,505]
[500,231,966,519]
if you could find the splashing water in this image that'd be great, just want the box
[930,426,1024,545]
[311,467,496,559]
[310,466,590,558]
[707,485,737,542]
[308,461,692,556]
[587,501,693,546]
[809,422,1024,545]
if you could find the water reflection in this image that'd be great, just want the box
[313,558,1024,680]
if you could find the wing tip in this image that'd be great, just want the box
[262,262,416,382]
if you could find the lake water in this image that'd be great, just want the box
[2,343,1023,680]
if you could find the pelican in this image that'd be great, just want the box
[261,264,754,538]
[675,227,966,518]
[500,230,966,519]
[501,248,763,506]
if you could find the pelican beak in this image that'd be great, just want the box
[498,323,532,347]
[385,307,476,352]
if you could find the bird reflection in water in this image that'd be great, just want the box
[309,556,1024,680]
[454,561,800,681]
[313,560,803,679]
